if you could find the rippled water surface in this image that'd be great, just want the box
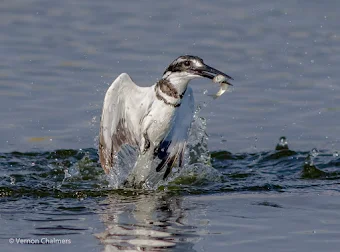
[1,0,340,251]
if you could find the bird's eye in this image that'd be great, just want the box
[183,61,191,67]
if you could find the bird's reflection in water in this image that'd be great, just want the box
[95,192,200,251]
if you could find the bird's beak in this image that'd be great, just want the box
[194,63,234,85]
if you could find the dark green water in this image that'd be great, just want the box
[1,144,339,199]
[1,143,340,251]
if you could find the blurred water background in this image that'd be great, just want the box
[0,0,339,251]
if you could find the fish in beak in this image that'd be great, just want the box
[192,63,234,86]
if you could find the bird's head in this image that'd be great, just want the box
[162,55,233,85]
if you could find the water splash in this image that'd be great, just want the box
[304,148,319,166]
[186,109,210,165]
[105,106,212,189]
[310,148,319,158]
[63,168,72,180]
[10,176,15,185]
[275,136,289,151]
[301,148,327,179]
[108,145,138,188]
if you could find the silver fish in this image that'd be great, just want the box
[209,74,231,99]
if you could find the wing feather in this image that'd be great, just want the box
[99,73,148,174]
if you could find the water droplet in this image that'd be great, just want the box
[305,148,319,166]
[279,137,287,145]
[64,169,72,179]
[275,136,289,150]
[311,148,319,158]
[10,176,15,185]
[333,151,339,157]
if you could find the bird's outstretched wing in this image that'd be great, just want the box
[99,73,148,174]
[152,87,195,180]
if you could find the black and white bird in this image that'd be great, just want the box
[99,55,233,188]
